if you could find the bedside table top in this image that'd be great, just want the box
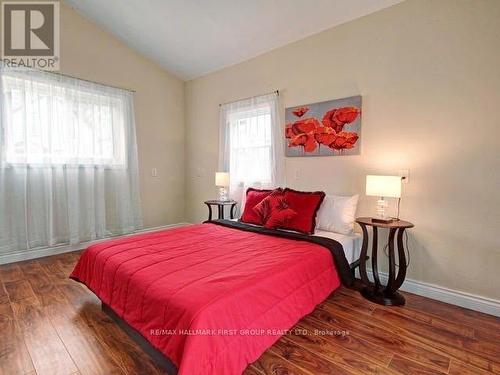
[356,217,414,229]
[204,200,237,205]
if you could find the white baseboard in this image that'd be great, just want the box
[355,269,500,317]
[0,223,190,265]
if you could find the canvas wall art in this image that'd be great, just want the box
[285,95,362,157]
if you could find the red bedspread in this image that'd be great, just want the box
[71,223,341,374]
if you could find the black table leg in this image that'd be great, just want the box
[205,203,213,221]
[384,228,405,305]
[218,205,224,219]
[371,227,380,291]
[393,228,408,291]
[360,224,379,301]
[358,223,370,286]
[230,203,236,219]
[386,228,397,292]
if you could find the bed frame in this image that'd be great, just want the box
[102,303,179,374]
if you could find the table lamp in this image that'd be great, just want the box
[215,172,230,201]
[366,175,402,223]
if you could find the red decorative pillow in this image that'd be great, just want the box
[264,204,297,230]
[253,189,285,223]
[280,188,325,234]
[253,191,297,229]
[241,188,281,225]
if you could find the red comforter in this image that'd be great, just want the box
[71,222,341,374]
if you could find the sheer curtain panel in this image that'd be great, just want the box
[219,92,285,208]
[0,67,142,258]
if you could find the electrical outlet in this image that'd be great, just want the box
[151,168,158,177]
[399,169,409,184]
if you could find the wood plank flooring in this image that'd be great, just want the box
[0,251,499,375]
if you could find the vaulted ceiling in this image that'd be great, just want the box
[66,0,404,80]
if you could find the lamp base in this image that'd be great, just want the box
[218,187,228,201]
[374,197,393,224]
[372,217,395,224]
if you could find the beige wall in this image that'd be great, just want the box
[59,2,185,228]
[185,0,500,300]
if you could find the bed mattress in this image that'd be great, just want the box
[314,230,362,264]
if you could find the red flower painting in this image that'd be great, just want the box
[292,106,309,117]
[329,131,359,150]
[285,118,320,152]
[285,97,361,156]
[314,126,336,146]
[322,107,360,133]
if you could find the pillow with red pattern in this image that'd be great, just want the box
[263,202,297,230]
[253,189,284,223]
[253,190,297,229]
[240,188,282,225]
[280,188,326,234]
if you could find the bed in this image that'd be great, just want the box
[70,219,354,375]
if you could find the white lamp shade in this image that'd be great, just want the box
[366,175,401,198]
[215,172,230,187]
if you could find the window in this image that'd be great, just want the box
[0,67,142,255]
[219,92,284,203]
[1,71,127,166]
[228,105,272,185]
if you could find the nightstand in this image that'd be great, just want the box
[204,200,237,221]
[356,217,414,306]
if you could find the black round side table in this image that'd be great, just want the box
[356,217,414,306]
[204,200,237,221]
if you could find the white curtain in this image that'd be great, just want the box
[219,92,285,210]
[0,67,142,257]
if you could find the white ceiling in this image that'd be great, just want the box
[66,0,404,80]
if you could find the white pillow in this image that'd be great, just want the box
[315,194,359,235]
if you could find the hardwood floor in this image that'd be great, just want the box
[0,251,499,375]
